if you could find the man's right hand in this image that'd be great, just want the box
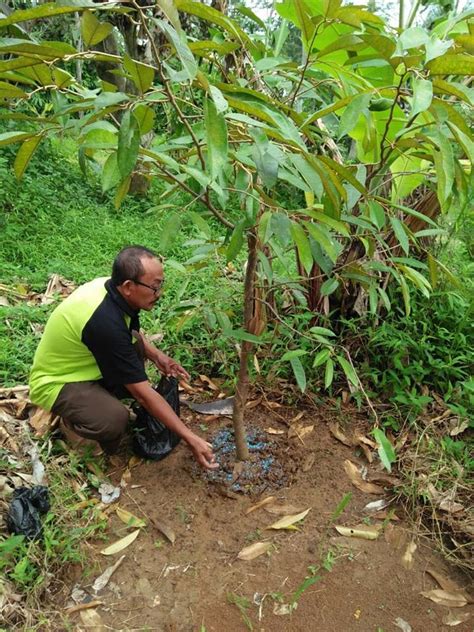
[189,435,219,470]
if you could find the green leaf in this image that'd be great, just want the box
[398,265,431,298]
[313,348,330,368]
[399,27,429,50]
[368,285,378,315]
[226,220,245,262]
[336,355,359,388]
[377,286,391,312]
[160,212,182,252]
[290,221,313,274]
[320,278,339,296]
[310,326,336,337]
[431,131,454,204]
[282,349,307,361]
[223,328,262,344]
[368,201,385,229]
[305,222,338,263]
[133,104,155,135]
[373,428,396,473]
[389,217,409,255]
[398,275,411,316]
[101,152,121,192]
[81,10,113,47]
[290,356,307,392]
[0,131,32,146]
[330,492,352,523]
[302,209,350,237]
[114,175,131,209]
[156,0,182,33]
[427,53,474,76]
[117,110,140,178]
[13,135,41,180]
[338,93,371,138]
[188,211,211,237]
[123,55,154,94]
[324,358,334,389]
[155,18,198,80]
[0,2,92,27]
[411,78,433,117]
[204,97,228,181]
[209,85,228,113]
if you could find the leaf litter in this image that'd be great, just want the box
[237,542,272,561]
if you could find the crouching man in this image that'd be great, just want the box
[29,245,218,470]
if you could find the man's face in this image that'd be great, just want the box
[122,256,164,311]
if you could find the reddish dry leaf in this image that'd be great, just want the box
[199,375,219,391]
[29,407,55,437]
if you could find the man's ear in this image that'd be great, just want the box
[120,280,134,296]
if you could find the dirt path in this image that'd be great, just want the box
[65,405,472,632]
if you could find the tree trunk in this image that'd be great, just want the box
[232,229,259,461]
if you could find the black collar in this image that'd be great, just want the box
[105,279,140,324]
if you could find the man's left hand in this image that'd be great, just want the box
[154,350,190,381]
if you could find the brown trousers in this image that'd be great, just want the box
[51,332,145,454]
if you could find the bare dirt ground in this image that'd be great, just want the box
[62,402,473,632]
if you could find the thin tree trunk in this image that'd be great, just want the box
[232,229,259,461]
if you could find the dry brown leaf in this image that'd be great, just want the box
[28,407,54,437]
[401,541,417,570]
[442,611,470,626]
[343,460,384,495]
[100,529,140,555]
[150,517,176,544]
[266,508,311,530]
[237,541,272,561]
[116,507,146,528]
[245,496,275,515]
[288,424,314,441]
[439,498,464,514]
[265,427,284,435]
[199,375,219,391]
[232,461,244,482]
[245,398,262,409]
[394,617,412,632]
[368,472,401,487]
[334,524,381,540]
[291,411,305,423]
[79,608,106,630]
[328,422,354,447]
[426,569,467,596]
[420,589,467,608]
[120,468,132,488]
[264,503,303,516]
[302,453,315,472]
[92,555,125,592]
[265,401,282,410]
[128,455,142,468]
[179,381,197,394]
[358,442,374,463]
[354,432,376,448]
[449,419,468,437]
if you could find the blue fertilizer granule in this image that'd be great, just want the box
[202,427,287,495]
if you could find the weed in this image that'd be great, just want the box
[227,592,253,631]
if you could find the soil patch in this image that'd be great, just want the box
[61,404,473,632]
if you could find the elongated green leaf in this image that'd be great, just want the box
[291,221,313,274]
[324,358,334,389]
[377,286,391,312]
[432,131,454,204]
[0,82,27,98]
[310,326,336,337]
[290,356,307,392]
[338,93,371,138]
[337,355,359,388]
[223,328,262,344]
[155,18,197,80]
[160,212,182,252]
[204,97,228,181]
[389,217,410,255]
[398,275,411,316]
[157,0,182,33]
[101,152,121,192]
[281,349,307,361]
[0,131,32,146]
[0,40,76,59]
[123,55,154,94]
[411,78,433,117]
[398,265,431,298]
[14,135,41,180]
[302,209,350,237]
[320,278,339,296]
[114,175,131,209]
[313,348,330,368]
[305,222,338,263]
[118,110,140,178]
[226,219,246,262]
[428,53,474,75]
[81,10,113,47]
[318,156,366,196]
[373,428,396,473]
[0,2,93,27]
[133,104,155,135]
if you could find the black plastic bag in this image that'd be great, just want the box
[6,486,50,540]
[132,376,181,460]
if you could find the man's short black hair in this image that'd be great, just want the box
[111,245,160,286]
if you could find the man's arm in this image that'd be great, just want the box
[139,334,190,381]
[125,380,217,470]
